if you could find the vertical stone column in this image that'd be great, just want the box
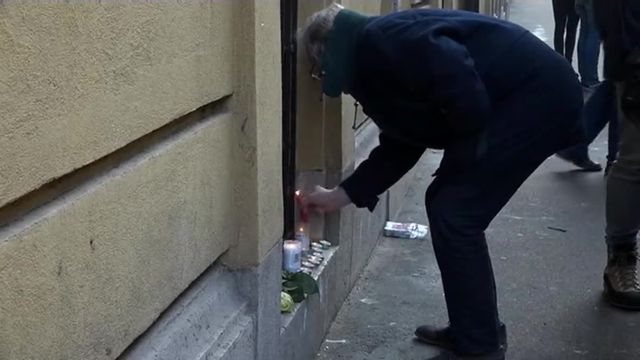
[226,2,283,359]
[226,0,283,268]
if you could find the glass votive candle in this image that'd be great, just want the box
[283,240,302,273]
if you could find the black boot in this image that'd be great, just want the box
[427,349,505,360]
[605,161,615,176]
[415,323,507,350]
[556,150,602,172]
[603,244,640,310]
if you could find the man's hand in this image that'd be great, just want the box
[302,186,352,214]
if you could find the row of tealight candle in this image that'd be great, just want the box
[283,238,332,273]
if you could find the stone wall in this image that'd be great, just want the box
[0,2,282,359]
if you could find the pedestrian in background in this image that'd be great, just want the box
[553,0,580,64]
[595,0,640,310]
[555,0,620,173]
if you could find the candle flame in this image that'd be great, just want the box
[299,227,304,232]
[283,241,300,249]
[295,190,301,196]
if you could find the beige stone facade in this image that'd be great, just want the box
[1,1,281,359]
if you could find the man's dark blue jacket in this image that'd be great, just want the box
[324,10,548,210]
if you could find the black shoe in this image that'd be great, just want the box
[427,349,505,360]
[605,161,615,176]
[556,151,602,172]
[415,324,507,351]
[603,244,640,310]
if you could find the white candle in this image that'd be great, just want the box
[295,226,310,253]
[283,240,302,273]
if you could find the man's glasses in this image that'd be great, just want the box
[310,63,325,81]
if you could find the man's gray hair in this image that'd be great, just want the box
[300,3,344,74]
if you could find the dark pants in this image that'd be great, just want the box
[553,0,580,63]
[559,80,619,164]
[426,34,583,355]
[576,0,601,86]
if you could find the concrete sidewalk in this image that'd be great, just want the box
[316,140,640,360]
[317,1,640,359]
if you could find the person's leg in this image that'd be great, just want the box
[604,83,640,309]
[556,144,599,170]
[426,130,579,356]
[552,0,568,57]
[576,0,601,86]
[425,177,500,355]
[553,0,602,171]
[577,80,614,145]
[425,156,550,355]
[556,81,618,170]
[605,80,620,171]
[564,0,580,63]
[423,51,583,355]
[576,1,588,77]
[555,86,600,171]
[607,103,620,168]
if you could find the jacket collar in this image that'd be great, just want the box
[321,9,370,97]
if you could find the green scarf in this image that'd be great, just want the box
[321,9,370,97]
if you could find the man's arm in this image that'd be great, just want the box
[340,132,426,211]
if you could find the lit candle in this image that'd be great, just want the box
[283,240,302,273]
[296,226,310,253]
[295,190,309,223]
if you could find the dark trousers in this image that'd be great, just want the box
[559,81,619,164]
[426,34,584,355]
[553,0,580,63]
[588,81,619,165]
[576,0,601,86]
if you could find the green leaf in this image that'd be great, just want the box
[287,287,306,303]
[282,271,295,281]
[282,271,319,302]
[283,280,298,289]
[291,272,319,295]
